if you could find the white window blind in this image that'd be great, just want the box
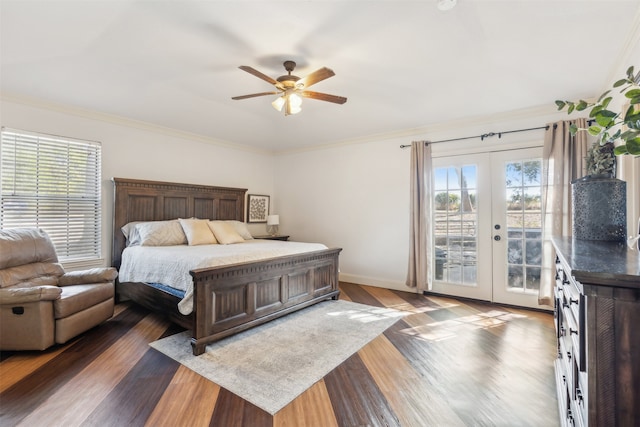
[1,128,102,262]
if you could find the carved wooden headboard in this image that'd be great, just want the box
[112,178,247,268]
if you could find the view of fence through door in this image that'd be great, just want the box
[433,165,479,285]
[432,148,544,309]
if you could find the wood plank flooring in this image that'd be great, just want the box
[0,282,559,427]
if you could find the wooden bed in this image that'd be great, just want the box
[112,178,341,355]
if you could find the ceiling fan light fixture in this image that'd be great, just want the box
[272,96,285,111]
[289,92,302,109]
[233,60,346,115]
[284,94,302,116]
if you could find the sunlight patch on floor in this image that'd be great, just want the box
[397,309,528,342]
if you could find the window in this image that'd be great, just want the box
[1,128,102,262]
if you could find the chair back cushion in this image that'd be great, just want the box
[0,228,63,288]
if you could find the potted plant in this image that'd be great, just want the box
[585,140,615,177]
[554,66,639,242]
[555,65,640,156]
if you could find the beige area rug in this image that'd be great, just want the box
[150,300,404,415]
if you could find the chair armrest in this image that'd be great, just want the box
[0,286,62,304]
[57,267,118,287]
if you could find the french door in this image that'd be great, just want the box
[431,147,545,309]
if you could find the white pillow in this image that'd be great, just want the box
[179,218,217,245]
[135,220,187,246]
[208,221,245,245]
[225,220,253,240]
[121,221,144,246]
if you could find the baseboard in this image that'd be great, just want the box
[338,273,419,293]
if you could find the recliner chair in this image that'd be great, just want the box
[0,228,117,350]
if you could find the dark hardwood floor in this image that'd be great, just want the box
[0,282,559,427]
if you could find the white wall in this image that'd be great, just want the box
[0,98,277,267]
[273,108,604,293]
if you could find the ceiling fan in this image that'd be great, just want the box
[231,60,347,116]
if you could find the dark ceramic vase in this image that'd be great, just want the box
[572,175,627,242]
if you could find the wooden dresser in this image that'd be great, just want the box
[552,237,640,427]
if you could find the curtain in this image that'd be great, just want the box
[538,119,588,305]
[406,141,433,291]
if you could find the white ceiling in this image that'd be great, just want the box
[2,0,639,152]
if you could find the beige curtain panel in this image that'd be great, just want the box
[539,118,588,305]
[406,141,433,291]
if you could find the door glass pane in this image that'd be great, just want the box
[433,165,477,285]
[504,159,542,293]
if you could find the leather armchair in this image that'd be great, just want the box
[0,228,117,351]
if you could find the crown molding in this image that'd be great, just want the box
[0,92,273,155]
[1,92,564,158]
[276,103,561,156]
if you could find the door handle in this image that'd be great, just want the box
[494,235,501,241]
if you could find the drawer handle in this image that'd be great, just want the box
[570,328,579,336]
[576,388,584,403]
[566,351,572,361]
[570,298,579,305]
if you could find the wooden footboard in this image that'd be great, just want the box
[190,248,341,355]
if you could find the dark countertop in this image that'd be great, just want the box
[552,236,640,287]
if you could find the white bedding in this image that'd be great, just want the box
[118,239,328,315]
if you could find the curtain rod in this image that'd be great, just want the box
[399,120,595,148]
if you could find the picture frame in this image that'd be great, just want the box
[247,194,270,223]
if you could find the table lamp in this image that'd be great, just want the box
[267,215,279,236]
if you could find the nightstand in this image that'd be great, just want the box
[254,235,290,241]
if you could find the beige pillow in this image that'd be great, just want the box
[179,218,217,245]
[136,220,187,246]
[225,220,253,240]
[208,221,245,245]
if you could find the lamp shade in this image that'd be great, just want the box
[272,96,285,111]
[267,215,279,226]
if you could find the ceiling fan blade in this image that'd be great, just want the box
[298,67,335,88]
[300,91,347,104]
[238,66,279,86]
[232,91,279,100]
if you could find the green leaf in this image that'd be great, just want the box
[601,96,612,110]
[628,119,640,130]
[576,100,588,111]
[614,144,629,156]
[629,96,640,105]
[625,89,640,99]
[627,66,635,79]
[624,105,640,122]
[589,104,603,118]
[626,137,640,155]
[610,129,622,140]
[569,124,578,135]
[568,104,575,114]
[620,129,640,140]
[614,79,628,88]
[555,100,566,110]
[594,109,616,127]
[587,125,601,136]
[597,90,611,102]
